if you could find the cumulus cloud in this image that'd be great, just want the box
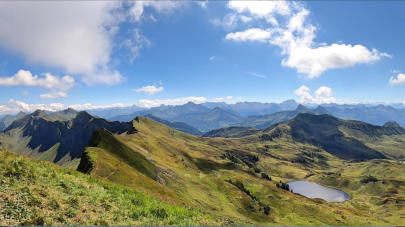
[389,73,405,85]
[0,1,187,86]
[0,70,75,99]
[227,1,290,25]
[294,85,336,104]
[224,1,389,78]
[283,44,387,78]
[135,85,164,95]
[137,96,207,108]
[0,2,125,85]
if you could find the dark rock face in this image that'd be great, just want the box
[3,110,132,162]
[288,114,386,161]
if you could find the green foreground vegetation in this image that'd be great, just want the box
[0,149,222,226]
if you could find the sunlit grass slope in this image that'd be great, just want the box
[0,149,221,226]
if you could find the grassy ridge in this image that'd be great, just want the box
[0,149,221,226]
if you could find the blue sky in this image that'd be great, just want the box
[0,1,404,113]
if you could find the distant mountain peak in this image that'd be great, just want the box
[75,111,93,122]
[383,121,402,128]
[281,99,297,104]
[314,105,329,114]
[65,108,77,113]
[212,106,223,111]
[184,101,199,106]
[32,109,47,117]
[294,104,310,112]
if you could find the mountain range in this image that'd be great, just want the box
[106,101,405,133]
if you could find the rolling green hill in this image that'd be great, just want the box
[203,126,259,138]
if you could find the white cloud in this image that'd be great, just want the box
[0,70,75,99]
[209,56,216,61]
[0,2,125,85]
[137,96,207,108]
[40,92,68,99]
[315,86,333,98]
[211,13,255,30]
[212,96,234,102]
[239,15,253,23]
[7,99,66,113]
[226,28,272,42]
[1,99,134,114]
[227,1,290,25]
[135,85,164,95]
[283,44,387,78]
[211,13,239,30]
[81,70,124,86]
[248,72,267,78]
[224,1,389,78]
[0,105,13,113]
[123,28,151,63]
[129,1,184,22]
[295,85,336,104]
[294,85,313,103]
[68,103,133,110]
[196,1,208,9]
[389,73,405,85]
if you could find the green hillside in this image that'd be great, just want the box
[203,126,259,138]
[76,116,405,225]
[0,149,222,226]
